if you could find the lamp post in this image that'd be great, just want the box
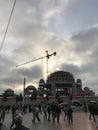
[23,78,26,107]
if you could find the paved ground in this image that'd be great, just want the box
[3,112,97,130]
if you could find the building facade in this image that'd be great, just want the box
[38,71,83,96]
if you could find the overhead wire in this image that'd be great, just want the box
[0,0,16,53]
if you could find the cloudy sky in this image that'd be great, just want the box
[0,0,98,94]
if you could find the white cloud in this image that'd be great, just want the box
[0,0,98,94]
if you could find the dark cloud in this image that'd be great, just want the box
[18,65,43,79]
[70,26,98,53]
[60,63,80,76]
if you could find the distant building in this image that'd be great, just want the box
[3,88,15,96]
[25,85,37,97]
[38,71,83,96]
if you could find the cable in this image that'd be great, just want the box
[0,0,16,53]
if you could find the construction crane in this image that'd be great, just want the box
[16,51,56,77]
[16,51,56,101]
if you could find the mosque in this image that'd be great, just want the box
[38,71,82,97]
[0,70,95,105]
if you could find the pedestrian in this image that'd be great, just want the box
[32,105,40,122]
[43,105,47,120]
[0,105,5,123]
[10,106,21,129]
[67,105,73,125]
[51,102,57,123]
[55,104,61,123]
[93,103,98,128]
[12,115,30,130]
[88,102,95,121]
[38,103,42,113]
[63,105,67,120]
[47,104,51,121]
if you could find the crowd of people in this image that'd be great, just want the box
[1,101,98,129]
[0,102,74,130]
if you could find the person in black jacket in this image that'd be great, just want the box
[88,102,95,121]
[67,105,73,125]
[94,104,98,128]
[12,116,30,130]
[55,104,61,123]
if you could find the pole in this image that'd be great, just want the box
[23,78,26,107]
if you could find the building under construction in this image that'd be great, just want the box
[38,71,82,96]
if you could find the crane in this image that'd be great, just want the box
[16,50,56,72]
[16,51,56,101]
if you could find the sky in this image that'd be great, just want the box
[0,0,98,94]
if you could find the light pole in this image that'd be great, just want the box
[23,78,26,107]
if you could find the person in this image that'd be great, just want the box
[88,102,95,121]
[93,103,98,128]
[10,106,21,129]
[47,104,51,121]
[63,105,67,120]
[12,115,30,130]
[55,103,61,123]
[0,105,5,123]
[67,105,73,125]
[32,105,40,122]
[43,105,47,120]
[51,102,57,123]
